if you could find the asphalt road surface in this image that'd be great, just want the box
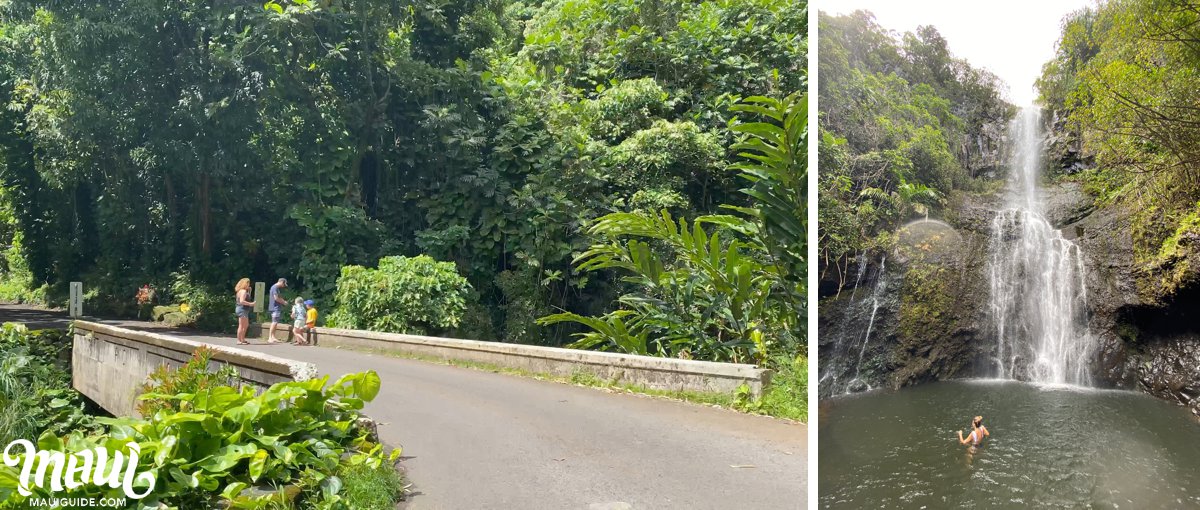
[0,305,806,509]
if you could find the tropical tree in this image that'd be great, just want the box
[539,92,806,364]
[726,93,806,306]
[539,210,781,363]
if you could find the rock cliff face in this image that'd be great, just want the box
[820,176,1200,418]
[817,189,1000,398]
[1059,182,1200,418]
[821,112,1200,418]
[1043,111,1093,177]
[960,121,1009,178]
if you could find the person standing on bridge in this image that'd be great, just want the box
[234,278,255,345]
[266,278,289,344]
[304,299,318,345]
[291,297,309,345]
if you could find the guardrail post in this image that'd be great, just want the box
[254,281,265,314]
[69,281,82,318]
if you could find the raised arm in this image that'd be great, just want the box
[957,430,970,445]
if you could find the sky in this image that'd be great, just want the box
[820,0,1096,105]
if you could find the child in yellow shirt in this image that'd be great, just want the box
[303,299,318,345]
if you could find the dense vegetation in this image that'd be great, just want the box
[817,11,1013,291]
[0,331,404,509]
[0,324,97,445]
[328,255,472,334]
[0,1,804,379]
[1037,0,1200,302]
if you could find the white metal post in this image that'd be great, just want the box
[69,281,82,318]
[254,282,265,314]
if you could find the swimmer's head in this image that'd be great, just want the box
[973,416,983,427]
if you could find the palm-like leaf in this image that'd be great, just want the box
[541,92,808,361]
[728,93,806,320]
[860,181,943,219]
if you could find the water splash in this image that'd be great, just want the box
[987,108,1094,386]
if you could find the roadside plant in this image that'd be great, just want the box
[137,346,240,417]
[0,365,398,509]
[168,272,235,332]
[539,210,784,363]
[328,255,472,335]
[0,324,95,443]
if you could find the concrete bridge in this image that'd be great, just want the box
[2,305,806,509]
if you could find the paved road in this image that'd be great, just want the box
[2,306,806,509]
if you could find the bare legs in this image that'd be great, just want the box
[268,320,283,343]
[237,315,250,344]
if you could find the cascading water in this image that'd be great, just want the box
[845,250,868,305]
[846,256,886,392]
[819,252,888,394]
[987,108,1093,386]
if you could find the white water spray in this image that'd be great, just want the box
[987,108,1093,386]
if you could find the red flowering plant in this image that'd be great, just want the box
[135,284,155,318]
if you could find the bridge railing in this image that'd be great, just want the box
[73,320,317,417]
[259,324,771,397]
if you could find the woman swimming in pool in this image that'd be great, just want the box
[957,416,989,447]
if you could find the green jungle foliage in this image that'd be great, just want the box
[1037,0,1200,302]
[0,324,97,445]
[817,11,1013,291]
[740,353,806,420]
[327,255,472,335]
[539,93,805,364]
[137,346,241,417]
[0,361,402,509]
[0,0,805,364]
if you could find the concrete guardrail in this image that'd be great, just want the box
[73,320,317,417]
[260,323,771,396]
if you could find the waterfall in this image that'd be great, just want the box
[987,108,1094,386]
[846,251,868,305]
[847,256,886,392]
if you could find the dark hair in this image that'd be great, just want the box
[973,417,983,427]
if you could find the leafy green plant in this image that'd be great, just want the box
[538,92,807,365]
[738,354,807,421]
[137,346,240,417]
[0,363,398,509]
[859,180,943,220]
[327,462,406,510]
[727,93,807,289]
[0,324,96,445]
[723,93,808,349]
[167,272,236,332]
[0,231,46,306]
[328,255,472,335]
[540,210,783,363]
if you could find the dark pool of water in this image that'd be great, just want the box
[819,380,1200,509]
